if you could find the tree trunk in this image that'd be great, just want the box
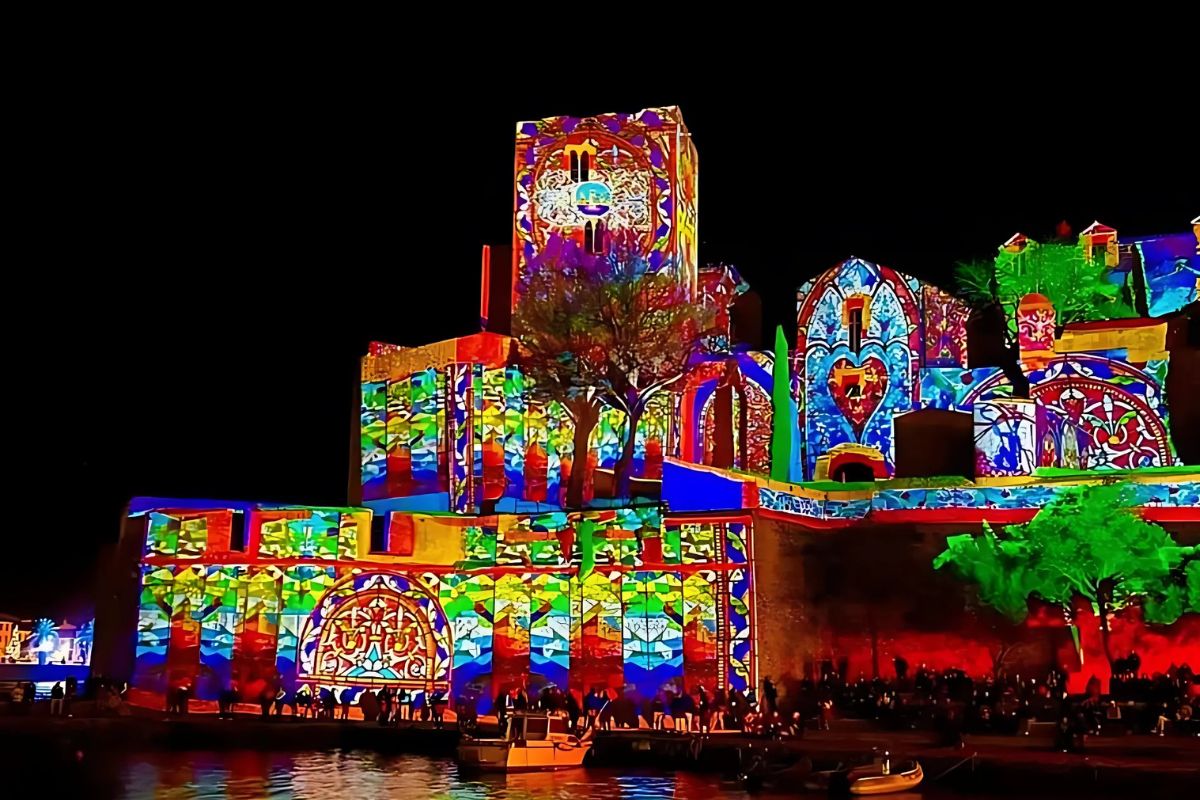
[1098,600,1115,674]
[565,402,599,509]
[614,403,644,502]
[1097,579,1116,674]
[992,644,1013,681]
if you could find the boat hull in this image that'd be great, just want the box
[849,762,924,795]
[456,739,589,772]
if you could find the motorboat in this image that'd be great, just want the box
[456,711,592,772]
[804,758,923,795]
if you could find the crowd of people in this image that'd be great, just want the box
[476,652,1198,748]
[201,680,453,728]
[10,649,1197,748]
[748,652,1200,749]
[3,675,126,716]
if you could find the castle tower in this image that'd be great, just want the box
[513,106,698,298]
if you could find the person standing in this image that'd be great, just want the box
[567,689,582,733]
[65,676,77,717]
[697,685,710,734]
[762,677,778,716]
[296,686,311,719]
[50,683,65,716]
[651,692,665,730]
[376,687,392,725]
[340,687,352,720]
[396,688,409,722]
[429,689,447,730]
[712,686,727,732]
[495,688,512,732]
[585,688,602,730]
[218,684,232,719]
[893,656,909,686]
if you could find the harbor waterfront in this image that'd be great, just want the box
[9,97,1195,800]
[2,714,1197,798]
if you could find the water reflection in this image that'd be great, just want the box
[96,751,1074,799]
[113,751,753,800]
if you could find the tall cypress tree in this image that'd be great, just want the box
[770,325,792,482]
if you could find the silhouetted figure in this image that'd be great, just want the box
[585,688,604,729]
[893,656,909,684]
[495,688,512,731]
[566,690,582,732]
[762,677,778,716]
[64,676,77,717]
[429,690,447,729]
[397,688,411,721]
[376,687,392,725]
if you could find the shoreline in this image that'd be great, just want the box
[2,715,1196,796]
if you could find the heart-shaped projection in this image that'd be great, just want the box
[827,356,889,438]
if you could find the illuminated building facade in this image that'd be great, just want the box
[122,499,754,709]
[99,107,1199,708]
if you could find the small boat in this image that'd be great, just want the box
[846,760,923,795]
[804,759,923,795]
[456,710,592,772]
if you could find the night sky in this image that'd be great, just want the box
[10,68,1194,617]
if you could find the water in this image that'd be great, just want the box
[71,751,1063,799]
[110,752,752,799]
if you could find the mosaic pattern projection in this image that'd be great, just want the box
[513,106,699,297]
[131,503,756,710]
[796,258,955,479]
[363,348,673,512]
[1129,232,1199,318]
[1027,355,1180,471]
[678,352,775,475]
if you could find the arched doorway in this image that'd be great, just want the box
[832,462,876,483]
[297,572,452,693]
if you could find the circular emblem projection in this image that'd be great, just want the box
[297,572,451,691]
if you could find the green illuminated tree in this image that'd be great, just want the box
[955,239,1136,336]
[934,483,1197,670]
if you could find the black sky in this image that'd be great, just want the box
[9,57,1195,616]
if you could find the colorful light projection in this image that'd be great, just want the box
[974,399,1037,477]
[362,337,674,512]
[698,264,750,353]
[959,310,1183,476]
[1130,231,1200,317]
[796,258,968,479]
[0,616,94,667]
[514,107,699,298]
[1028,354,1179,471]
[130,501,756,709]
[677,352,775,475]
